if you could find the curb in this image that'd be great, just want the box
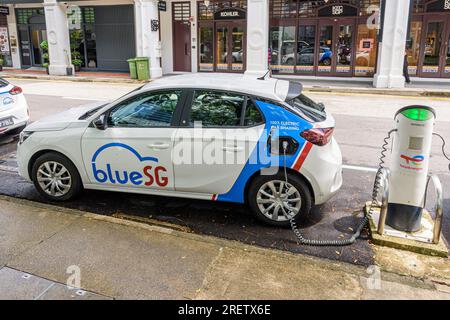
[0,73,148,84]
[303,87,450,98]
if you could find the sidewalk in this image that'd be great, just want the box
[0,68,143,84]
[0,195,449,300]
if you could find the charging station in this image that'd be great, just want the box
[386,106,435,232]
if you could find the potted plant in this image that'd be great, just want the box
[72,59,82,72]
[40,40,50,74]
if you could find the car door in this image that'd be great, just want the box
[173,89,265,195]
[81,89,185,191]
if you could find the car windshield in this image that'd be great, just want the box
[286,94,326,122]
[78,104,108,120]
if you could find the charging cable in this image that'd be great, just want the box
[433,133,450,171]
[283,130,397,246]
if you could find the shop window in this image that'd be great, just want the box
[16,9,45,25]
[355,24,377,77]
[199,26,214,71]
[67,7,97,69]
[269,25,296,74]
[296,25,316,73]
[406,21,422,76]
[270,0,298,18]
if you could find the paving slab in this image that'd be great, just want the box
[0,267,53,300]
[0,200,80,267]
[8,214,221,299]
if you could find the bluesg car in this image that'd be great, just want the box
[0,78,29,136]
[17,74,342,226]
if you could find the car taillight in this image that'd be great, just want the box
[9,86,22,95]
[300,128,334,146]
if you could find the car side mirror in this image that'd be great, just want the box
[93,114,107,130]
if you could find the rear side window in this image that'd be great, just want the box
[189,90,243,127]
[188,90,264,127]
[287,94,326,122]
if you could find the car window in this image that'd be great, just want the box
[108,90,181,127]
[189,90,245,127]
[243,100,264,126]
[287,94,326,122]
[0,78,8,87]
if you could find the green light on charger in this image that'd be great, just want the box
[401,108,434,121]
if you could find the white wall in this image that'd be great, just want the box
[6,5,21,68]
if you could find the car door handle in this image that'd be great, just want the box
[222,146,243,152]
[147,143,170,150]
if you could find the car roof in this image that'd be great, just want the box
[141,73,295,102]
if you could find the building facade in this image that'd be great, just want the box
[0,0,449,87]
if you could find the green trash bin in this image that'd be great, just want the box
[127,58,137,79]
[135,57,150,81]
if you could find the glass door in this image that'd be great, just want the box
[317,23,334,74]
[419,16,449,78]
[30,25,47,66]
[443,17,450,78]
[215,23,229,71]
[317,19,355,76]
[335,21,354,76]
[215,22,245,72]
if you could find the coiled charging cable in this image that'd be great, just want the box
[283,130,397,247]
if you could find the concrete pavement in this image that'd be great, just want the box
[1,196,449,300]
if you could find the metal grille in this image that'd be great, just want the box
[270,0,381,18]
[198,0,247,20]
[173,2,191,21]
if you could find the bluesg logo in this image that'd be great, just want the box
[92,143,168,187]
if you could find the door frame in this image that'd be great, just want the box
[418,14,450,78]
[172,1,192,72]
[29,23,46,67]
[317,18,356,77]
[213,20,246,73]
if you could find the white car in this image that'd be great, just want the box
[0,78,29,135]
[17,74,342,226]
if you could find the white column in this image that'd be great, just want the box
[43,0,73,76]
[373,0,411,88]
[6,5,21,69]
[244,0,269,76]
[135,0,163,79]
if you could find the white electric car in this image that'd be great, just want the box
[17,74,342,226]
[0,78,29,136]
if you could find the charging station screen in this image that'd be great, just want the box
[409,137,424,150]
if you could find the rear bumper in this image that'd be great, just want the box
[300,137,343,205]
[0,95,29,135]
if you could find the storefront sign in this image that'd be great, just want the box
[214,8,246,20]
[427,0,450,11]
[158,1,167,12]
[359,39,374,51]
[0,27,10,54]
[151,19,159,32]
[0,7,9,15]
[318,4,358,17]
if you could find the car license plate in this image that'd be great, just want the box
[0,117,13,128]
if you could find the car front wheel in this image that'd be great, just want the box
[31,152,83,201]
[248,173,312,227]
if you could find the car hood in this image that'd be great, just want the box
[25,101,107,132]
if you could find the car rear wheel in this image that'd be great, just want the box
[31,152,83,201]
[248,173,312,227]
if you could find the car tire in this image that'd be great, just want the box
[31,152,83,201]
[248,172,312,227]
[286,58,294,66]
[322,58,331,66]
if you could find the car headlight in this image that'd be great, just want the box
[19,131,33,144]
